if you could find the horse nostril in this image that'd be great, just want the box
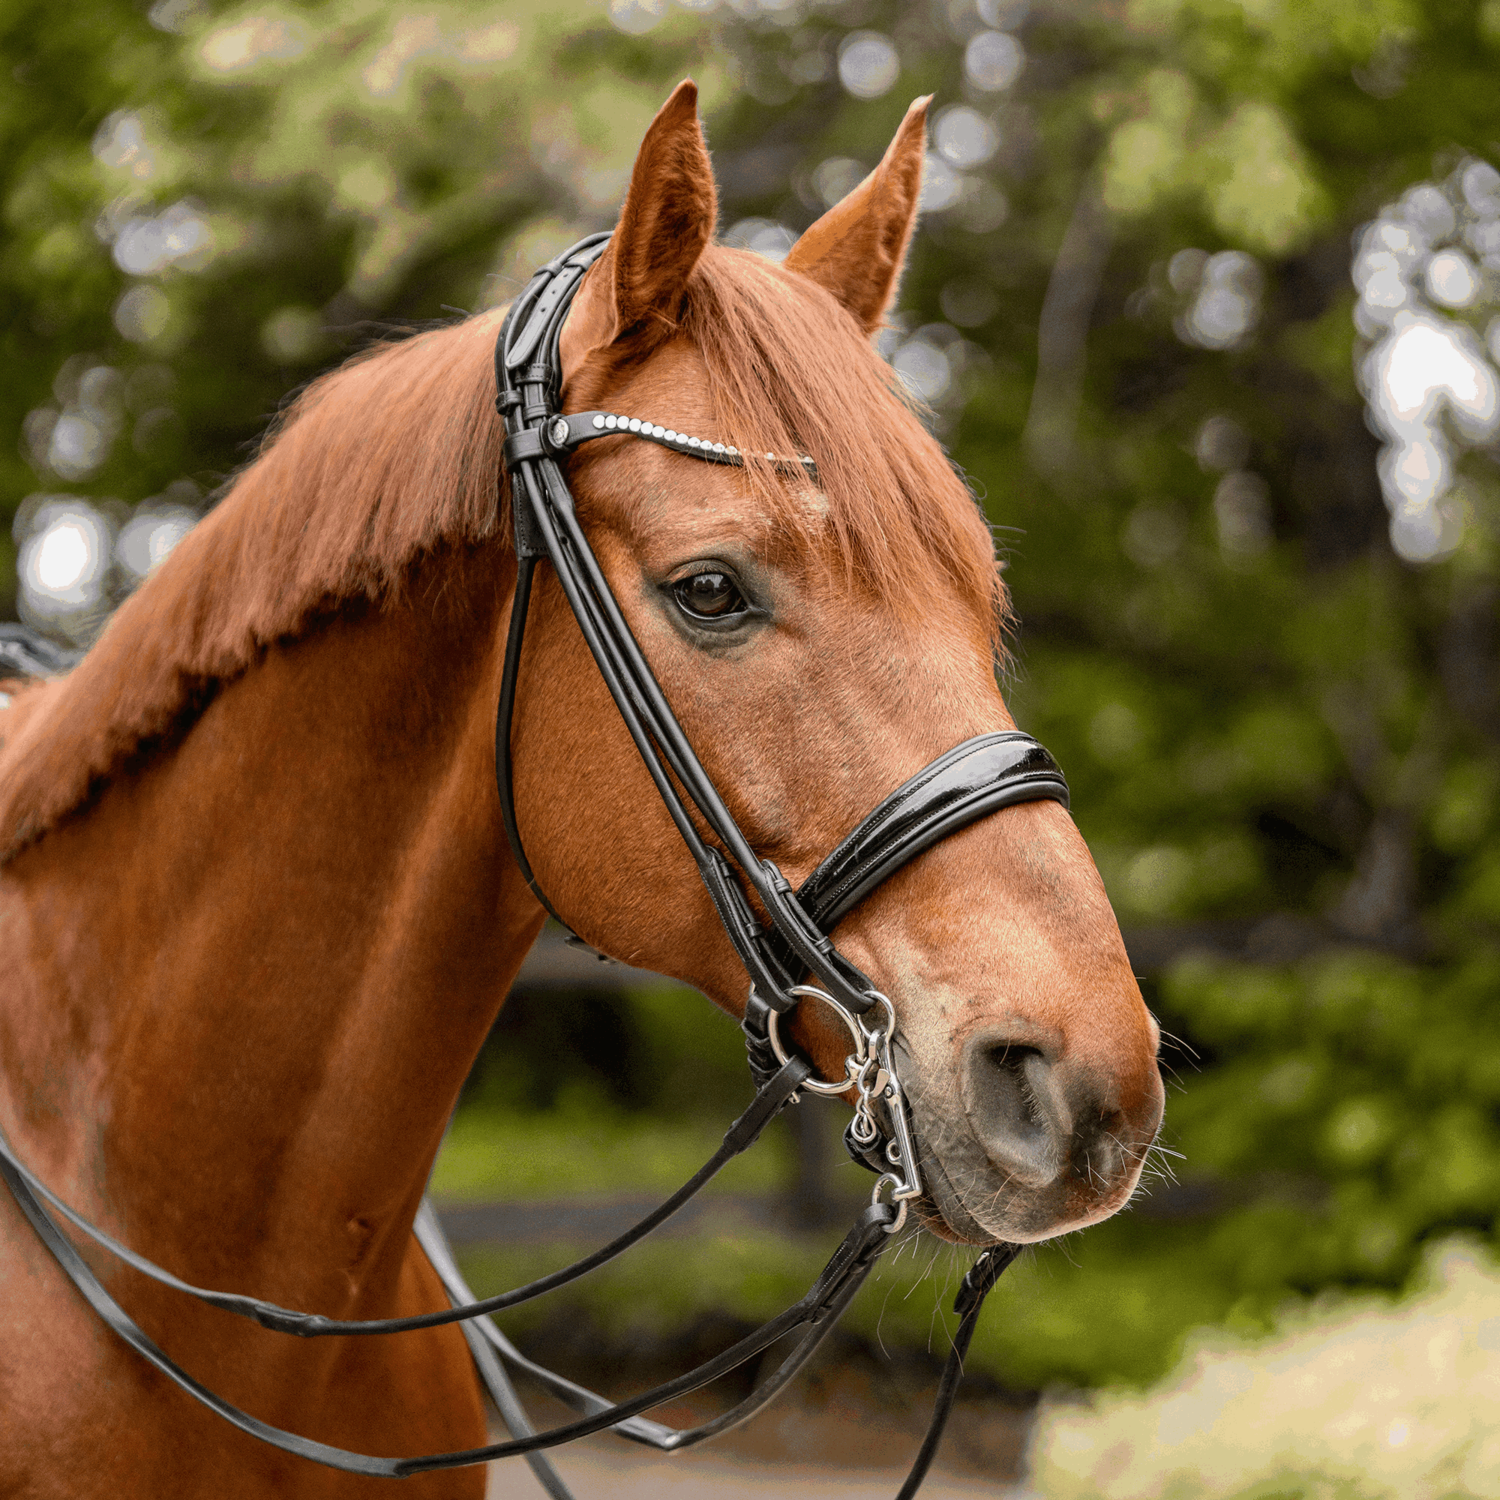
[962,1041,1071,1188]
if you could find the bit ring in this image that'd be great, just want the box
[760,984,868,1097]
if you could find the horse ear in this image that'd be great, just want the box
[560,80,717,375]
[784,96,930,335]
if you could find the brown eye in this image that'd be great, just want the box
[673,571,748,622]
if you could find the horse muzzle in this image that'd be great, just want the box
[904,1028,1166,1245]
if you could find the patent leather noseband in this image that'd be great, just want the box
[792,730,1071,942]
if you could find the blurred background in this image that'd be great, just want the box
[7,0,1500,1492]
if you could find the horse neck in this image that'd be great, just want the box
[1,543,541,1299]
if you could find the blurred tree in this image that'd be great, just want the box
[7,0,1500,1388]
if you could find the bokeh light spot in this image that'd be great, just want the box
[976,0,1028,27]
[1123,504,1186,567]
[18,503,110,619]
[1213,472,1272,561]
[919,154,963,213]
[1195,415,1251,472]
[47,413,108,481]
[964,29,1023,91]
[723,218,796,262]
[892,338,952,404]
[114,285,171,344]
[1372,316,1497,431]
[955,177,1008,233]
[1426,249,1479,308]
[92,112,155,180]
[811,157,864,209]
[37,524,92,593]
[112,201,213,276]
[939,278,998,328]
[200,15,307,73]
[117,505,197,579]
[1176,251,1263,349]
[933,105,998,169]
[837,32,899,100]
[261,306,325,364]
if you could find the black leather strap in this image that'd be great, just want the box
[0,1130,896,1478]
[494,256,879,1020]
[415,1204,579,1499]
[417,1201,1020,1491]
[797,731,1070,933]
[893,1242,1021,1500]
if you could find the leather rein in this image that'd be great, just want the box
[0,232,1071,1497]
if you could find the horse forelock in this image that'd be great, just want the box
[0,244,1006,861]
[680,246,1006,646]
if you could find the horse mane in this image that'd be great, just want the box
[0,311,506,860]
[0,244,1004,861]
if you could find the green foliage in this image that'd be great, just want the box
[433,1106,793,1200]
[458,979,759,1116]
[11,0,1500,1395]
[454,1218,1236,1388]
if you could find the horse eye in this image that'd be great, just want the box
[672,571,748,622]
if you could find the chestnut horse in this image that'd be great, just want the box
[0,84,1162,1496]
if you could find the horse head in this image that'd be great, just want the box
[507,83,1165,1246]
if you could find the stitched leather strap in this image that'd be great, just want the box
[0,1058,810,1339]
[0,1132,895,1478]
[768,730,1068,1111]
[796,731,1069,934]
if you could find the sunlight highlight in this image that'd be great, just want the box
[1353,160,1500,563]
[1033,1241,1500,1500]
[199,15,307,73]
[19,504,108,618]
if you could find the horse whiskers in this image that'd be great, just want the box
[1155,1026,1201,1063]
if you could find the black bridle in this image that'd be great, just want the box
[495,231,1068,1168]
[0,232,1071,1497]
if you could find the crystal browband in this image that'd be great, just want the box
[585,410,816,472]
[500,409,818,481]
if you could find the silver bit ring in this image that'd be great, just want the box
[759,984,870,1097]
